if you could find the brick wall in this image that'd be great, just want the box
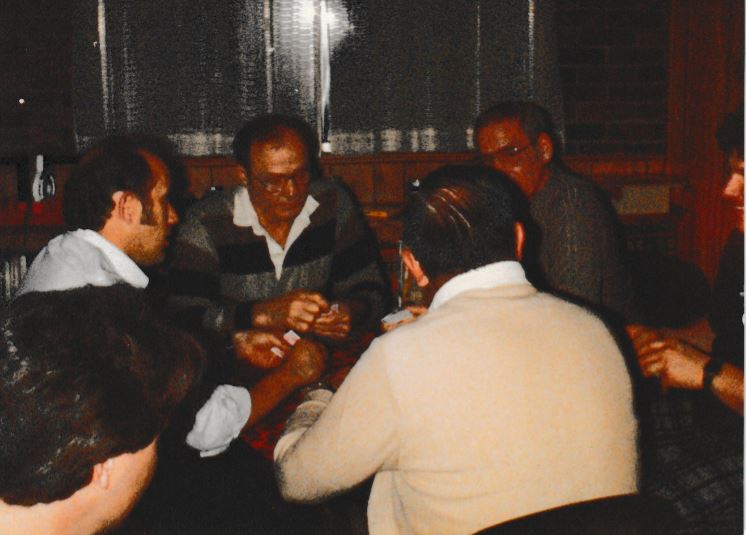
[0,1,668,160]
[556,0,669,155]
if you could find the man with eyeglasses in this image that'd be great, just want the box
[475,101,636,324]
[169,114,390,416]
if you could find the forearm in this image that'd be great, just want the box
[710,363,744,415]
[243,368,305,429]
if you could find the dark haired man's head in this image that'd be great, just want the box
[474,101,556,198]
[233,114,319,177]
[63,135,180,265]
[401,165,525,285]
[233,115,319,233]
[0,285,203,513]
[716,106,744,231]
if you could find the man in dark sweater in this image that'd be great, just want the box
[475,101,636,324]
[168,114,390,373]
[626,106,743,535]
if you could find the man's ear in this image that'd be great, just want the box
[401,248,429,288]
[536,133,553,164]
[514,222,525,261]
[111,191,141,225]
[91,459,114,491]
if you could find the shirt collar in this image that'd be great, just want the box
[75,229,149,288]
[232,186,320,280]
[232,186,319,231]
[429,260,528,310]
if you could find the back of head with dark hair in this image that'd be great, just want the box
[716,105,744,158]
[232,114,320,179]
[402,165,526,278]
[0,285,204,506]
[63,134,182,231]
[474,101,558,151]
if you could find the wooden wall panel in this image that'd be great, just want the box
[177,152,680,255]
[323,162,376,204]
[0,151,680,258]
[373,162,406,205]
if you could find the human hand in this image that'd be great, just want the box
[626,324,663,356]
[280,339,328,388]
[312,302,352,341]
[252,290,329,332]
[233,330,288,369]
[636,336,710,391]
[381,306,427,332]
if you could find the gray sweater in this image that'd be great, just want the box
[527,166,637,323]
[167,179,391,337]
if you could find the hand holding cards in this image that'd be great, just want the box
[381,305,427,332]
[312,301,352,341]
[233,330,290,369]
[270,329,301,358]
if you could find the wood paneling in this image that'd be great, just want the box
[179,152,680,251]
[0,151,680,259]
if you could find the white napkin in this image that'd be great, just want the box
[186,385,252,458]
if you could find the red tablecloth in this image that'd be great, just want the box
[242,331,377,459]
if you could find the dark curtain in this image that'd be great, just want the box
[73,0,563,155]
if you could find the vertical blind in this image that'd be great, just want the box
[73,0,563,155]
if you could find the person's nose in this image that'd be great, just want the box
[167,203,179,226]
[723,172,744,201]
[482,154,510,174]
[280,176,296,197]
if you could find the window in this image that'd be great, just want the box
[73,0,563,155]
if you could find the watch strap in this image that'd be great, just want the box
[703,358,725,391]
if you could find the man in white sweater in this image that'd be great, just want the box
[274,165,639,535]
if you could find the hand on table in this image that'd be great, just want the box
[312,302,352,341]
[233,330,288,369]
[252,291,329,333]
[627,324,709,390]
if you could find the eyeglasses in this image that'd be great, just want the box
[252,170,310,195]
[476,143,533,166]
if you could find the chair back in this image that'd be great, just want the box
[473,493,677,535]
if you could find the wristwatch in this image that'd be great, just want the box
[703,358,725,391]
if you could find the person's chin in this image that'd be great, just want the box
[276,204,303,220]
[135,250,166,267]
